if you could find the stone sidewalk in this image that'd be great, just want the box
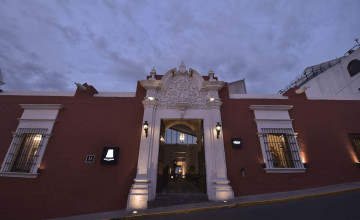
[50,181,360,220]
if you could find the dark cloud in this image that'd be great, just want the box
[53,23,81,45]
[102,0,120,17]
[56,0,73,17]
[1,59,72,91]
[87,30,147,84]
[0,0,359,93]
[0,27,26,54]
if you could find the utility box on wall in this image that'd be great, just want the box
[231,138,242,148]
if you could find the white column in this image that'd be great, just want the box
[206,99,234,201]
[127,77,162,210]
[126,99,157,210]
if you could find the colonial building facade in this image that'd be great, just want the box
[0,48,360,219]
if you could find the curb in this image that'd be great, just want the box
[121,187,360,219]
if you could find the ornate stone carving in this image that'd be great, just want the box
[158,74,207,109]
[141,63,225,110]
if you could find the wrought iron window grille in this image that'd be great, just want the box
[2,128,48,173]
[350,136,360,161]
[261,128,303,169]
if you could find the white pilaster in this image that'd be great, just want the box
[127,79,162,210]
[206,99,234,201]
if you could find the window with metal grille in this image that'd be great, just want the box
[2,128,48,173]
[262,128,302,168]
[350,136,360,160]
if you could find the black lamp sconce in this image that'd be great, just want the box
[143,121,149,137]
[241,168,245,178]
[216,122,221,139]
[303,163,308,168]
[261,163,266,168]
[356,162,360,168]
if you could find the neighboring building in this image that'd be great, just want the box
[279,45,360,98]
[0,49,360,220]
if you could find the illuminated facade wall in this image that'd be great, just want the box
[0,70,360,219]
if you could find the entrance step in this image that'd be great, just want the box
[148,193,208,208]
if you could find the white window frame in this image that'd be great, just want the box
[250,105,305,173]
[0,104,63,178]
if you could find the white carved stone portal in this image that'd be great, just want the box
[127,62,234,210]
[158,74,207,109]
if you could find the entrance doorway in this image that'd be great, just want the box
[156,119,206,194]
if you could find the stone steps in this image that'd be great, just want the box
[148,193,208,208]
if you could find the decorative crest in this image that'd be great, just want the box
[208,68,216,81]
[179,61,187,74]
[150,67,157,80]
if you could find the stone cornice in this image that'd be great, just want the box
[264,168,306,173]
[249,105,293,111]
[140,80,163,90]
[20,104,64,110]
[202,81,225,91]
[0,172,39,178]
[142,99,158,108]
[206,100,223,109]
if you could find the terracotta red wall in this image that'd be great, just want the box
[220,84,360,197]
[0,83,146,220]
[1,81,360,220]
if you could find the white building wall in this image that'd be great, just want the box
[304,48,360,98]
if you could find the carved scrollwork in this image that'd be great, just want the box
[158,74,207,109]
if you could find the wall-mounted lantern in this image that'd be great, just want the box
[143,121,149,137]
[241,168,245,177]
[216,122,221,139]
[160,136,165,143]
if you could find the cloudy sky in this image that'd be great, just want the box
[0,0,359,94]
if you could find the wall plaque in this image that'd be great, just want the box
[85,155,95,163]
[101,147,119,165]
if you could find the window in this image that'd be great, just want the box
[350,134,360,161]
[2,128,48,173]
[262,128,302,168]
[250,105,306,173]
[164,128,197,145]
[0,104,63,178]
[347,59,360,77]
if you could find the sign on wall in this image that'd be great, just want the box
[85,155,95,163]
[101,147,120,165]
[231,138,242,148]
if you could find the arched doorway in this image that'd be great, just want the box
[154,119,207,204]
[127,63,234,210]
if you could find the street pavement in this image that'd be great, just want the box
[51,181,360,220]
[142,190,360,220]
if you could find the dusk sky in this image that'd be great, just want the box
[0,0,359,94]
